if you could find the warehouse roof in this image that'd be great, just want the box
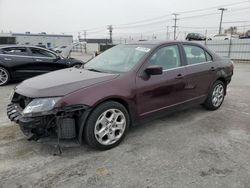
[12,33,73,38]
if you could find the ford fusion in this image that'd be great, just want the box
[7,41,233,150]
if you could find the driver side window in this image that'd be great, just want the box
[148,45,181,70]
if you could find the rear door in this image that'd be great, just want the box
[0,47,36,79]
[29,47,67,73]
[181,44,217,99]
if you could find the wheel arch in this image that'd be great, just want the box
[216,77,227,95]
[77,97,136,144]
[0,64,11,77]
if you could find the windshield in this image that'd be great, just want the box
[84,45,151,73]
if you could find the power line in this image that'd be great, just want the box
[178,6,250,21]
[62,1,250,35]
[115,10,233,30]
[114,18,173,29]
[114,14,173,27]
[113,0,249,27]
[177,0,249,14]
[179,26,218,29]
[180,12,220,20]
[223,21,250,23]
[115,7,250,30]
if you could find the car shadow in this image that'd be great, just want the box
[8,104,208,157]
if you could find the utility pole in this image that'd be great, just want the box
[172,13,179,40]
[107,25,113,44]
[218,8,227,35]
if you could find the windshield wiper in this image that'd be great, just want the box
[86,68,102,73]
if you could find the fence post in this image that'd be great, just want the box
[205,29,207,46]
[228,29,233,58]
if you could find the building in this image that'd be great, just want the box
[79,38,109,44]
[0,32,73,48]
[0,33,15,45]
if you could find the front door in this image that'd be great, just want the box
[29,47,66,74]
[136,44,187,117]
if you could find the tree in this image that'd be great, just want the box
[224,27,238,35]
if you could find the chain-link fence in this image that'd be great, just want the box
[71,43,85,53]
[196,39,250,62]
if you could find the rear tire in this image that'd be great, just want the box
[84,101,130,150]
[203,80,225,111]
[0,67,10,86]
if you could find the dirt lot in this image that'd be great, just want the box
[0,63,250,188]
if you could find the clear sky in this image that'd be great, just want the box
[1,0,250,40]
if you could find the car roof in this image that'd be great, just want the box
[0,45,58,54]
[0,45,47,50]
[126,40,181,46]
[125,40,204,47]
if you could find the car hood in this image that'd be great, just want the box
[15,68,119,98]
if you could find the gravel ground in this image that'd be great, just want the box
[0,63,249,188]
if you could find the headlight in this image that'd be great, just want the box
[23,97,61,116]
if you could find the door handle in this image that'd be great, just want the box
[35,59,43,62]
[210,67,216,71]
[4,58,12,61]
[175,74,184,79]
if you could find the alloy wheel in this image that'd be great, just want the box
[212,84,224,107]
[0,68,9,85]
[94,108,126,145]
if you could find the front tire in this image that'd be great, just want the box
[203,80,225,110]
[84,101,129,150]
[0,67,10,86]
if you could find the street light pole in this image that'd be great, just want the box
[218,8,227,35]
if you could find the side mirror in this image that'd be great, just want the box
[145,65,163,75]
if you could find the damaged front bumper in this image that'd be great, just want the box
[7,103,46,138]
[7,102,89,141]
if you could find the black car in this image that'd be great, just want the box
[186,33,206,41]
[0,45,83,86]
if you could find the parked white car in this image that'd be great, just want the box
[52,46,68,53]
[211,34,239,40]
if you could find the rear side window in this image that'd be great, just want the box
[2,47,28,56]
[183,45,208,65]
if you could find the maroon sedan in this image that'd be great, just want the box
[7,41,233,150]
